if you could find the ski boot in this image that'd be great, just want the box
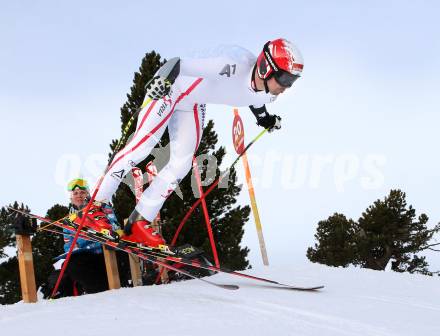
[68,201,119,241]
[121,210,172,254]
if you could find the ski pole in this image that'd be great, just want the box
[170,127,268,247]
[192,157,220,268]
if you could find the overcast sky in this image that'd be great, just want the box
[1,0,439,269]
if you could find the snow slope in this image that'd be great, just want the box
[1,263,439,336]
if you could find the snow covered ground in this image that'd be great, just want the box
[1,263,439,336]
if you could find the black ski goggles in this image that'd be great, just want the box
[273,70,299,88]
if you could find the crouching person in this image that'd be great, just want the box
[41,178,130,298]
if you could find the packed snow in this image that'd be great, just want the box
[1,262,439,336]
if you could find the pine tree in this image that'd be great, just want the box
[0,204,15,259]
[110,52,251,271]
[0,202,21,304]
[31,204,66,287]
[307,189,440,274]
[356,189,440,273]
[0,257,19,305]
[306,213,358,267]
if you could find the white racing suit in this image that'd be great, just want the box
[96,45,277,221]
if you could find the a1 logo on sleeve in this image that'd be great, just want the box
[219,64,237,77]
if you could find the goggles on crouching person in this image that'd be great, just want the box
[67,178,89,191]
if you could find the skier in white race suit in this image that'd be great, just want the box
[88,38,304,249]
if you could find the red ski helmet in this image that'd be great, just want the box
[256,38,304,88]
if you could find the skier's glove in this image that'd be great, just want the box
[145,76,172,100]
[257,114,282,133]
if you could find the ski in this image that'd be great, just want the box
[8,207,238,291]
[10,207,324,291]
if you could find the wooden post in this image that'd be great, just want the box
[102,246,120,290]
[159,263,169,284]
[16,235,37,303]
[124,217,144,286]
[128,255,143,287]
